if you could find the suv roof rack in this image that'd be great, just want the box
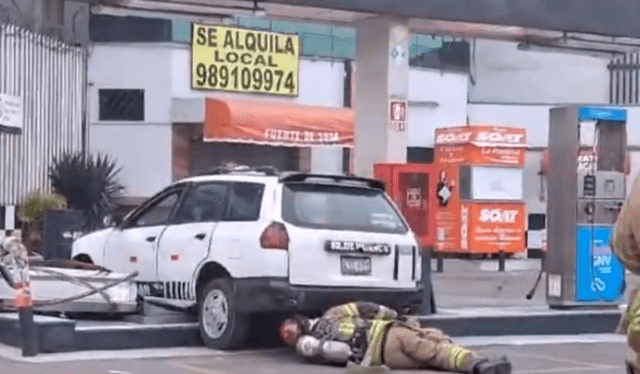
[279,172,386,191]
[204,165,280,176]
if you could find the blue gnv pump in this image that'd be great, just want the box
[545,105,627,308]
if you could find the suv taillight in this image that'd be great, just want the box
[260,222,289,250]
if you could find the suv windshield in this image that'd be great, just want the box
[282,183,408,234]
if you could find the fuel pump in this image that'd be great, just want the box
[545,106,627,308]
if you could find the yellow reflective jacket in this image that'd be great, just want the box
[310,301,399,366]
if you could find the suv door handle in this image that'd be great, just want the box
[146,236,156,242]
[195,233,206,240]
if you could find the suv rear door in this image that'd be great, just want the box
[280,180,419,289]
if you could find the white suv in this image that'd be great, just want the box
[71,167,424,349]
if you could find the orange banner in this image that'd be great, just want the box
[467,202,526,254]
[203,98,354,147]
[435,125,527,147]
[435,125,527,167]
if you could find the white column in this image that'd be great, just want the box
[353,17,410,178]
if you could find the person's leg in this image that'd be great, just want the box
[399,327,476,372]
[389,326,511,374]
[382,327,424,369]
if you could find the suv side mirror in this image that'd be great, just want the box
[106,213,126,229]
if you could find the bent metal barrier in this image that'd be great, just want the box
[0,236,138,357]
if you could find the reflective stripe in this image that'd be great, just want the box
[449,346,469,369]
[344,303,359,317]
[364,321,390,366]
[338,321,356,338]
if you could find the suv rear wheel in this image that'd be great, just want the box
[198,278,249,350]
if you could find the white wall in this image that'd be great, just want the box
[88,43,174,198]
[407,68,469,147]
[470,39,610,105]
[89,124,173,198]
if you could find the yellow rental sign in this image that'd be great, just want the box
[191,23,300,96]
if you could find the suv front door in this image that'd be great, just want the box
[103,187,183,282]
[156,182,229,301]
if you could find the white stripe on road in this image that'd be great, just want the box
[0,345,229,363]
[455,333,626,347]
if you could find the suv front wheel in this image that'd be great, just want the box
[198,278,249,350]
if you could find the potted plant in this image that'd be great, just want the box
[48,151,126,232]
[17,191,68,255]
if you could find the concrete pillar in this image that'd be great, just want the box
[353,17,410,178]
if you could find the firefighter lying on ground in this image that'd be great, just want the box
[279,301,512,374]
[612,173,640,373]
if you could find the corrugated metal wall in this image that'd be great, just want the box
[0,23,86,206]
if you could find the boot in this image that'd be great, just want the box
[471,356,512,374]
[346,361,390,374]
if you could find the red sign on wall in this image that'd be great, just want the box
[389,100,407,132]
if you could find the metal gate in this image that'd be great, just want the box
[0,23,86,206]
[609,53,640,105]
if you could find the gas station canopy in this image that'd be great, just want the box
[98,0,640,54]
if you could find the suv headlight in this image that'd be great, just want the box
[105,282,137,302]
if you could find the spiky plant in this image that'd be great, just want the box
[17,191,68,254]
[49,152,125,231]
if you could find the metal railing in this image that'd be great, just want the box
[609,53,640,105]
[0,23,86,206]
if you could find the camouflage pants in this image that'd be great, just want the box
[382,326,477,373]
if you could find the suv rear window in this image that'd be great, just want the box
[281,183,408,234]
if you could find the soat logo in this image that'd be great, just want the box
[475,132,524,144]
[436,132,472,144]
[479,209,519,224]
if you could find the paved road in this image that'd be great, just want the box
[0,341,628,374]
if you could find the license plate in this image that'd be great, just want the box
[341,256,372,276]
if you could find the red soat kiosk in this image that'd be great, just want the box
[432,125,528,257]
[374,163,437,250]
[374,162,437,314]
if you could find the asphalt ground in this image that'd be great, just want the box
[0,339,628,374]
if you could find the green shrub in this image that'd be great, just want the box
[17,190,68,254]
[49,152,125,231]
